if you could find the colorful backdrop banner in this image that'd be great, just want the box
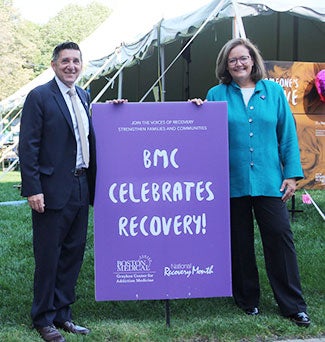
[265,61,325,189]
[92,102,232,301]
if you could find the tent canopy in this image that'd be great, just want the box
[0,0,324,113]
[82,0,325,81]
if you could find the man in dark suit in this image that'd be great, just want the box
[19,42,96,342]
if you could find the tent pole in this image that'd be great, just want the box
[91,60,129,104]
[276,12,280,60]
[118,70,123,99]
[160,46,166,102]
[231,0,246,39]
[232,18,237,38]
[157,19,166,102]
[293,16,299,60]
[139,0,229,102]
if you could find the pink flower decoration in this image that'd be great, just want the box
[315,69,325,102]
[302,194,312,204]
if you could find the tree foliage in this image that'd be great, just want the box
[0,0,39,100]
[0,1,111,101]
[35,3,111,74]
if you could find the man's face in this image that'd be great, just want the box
[51,49,82,88]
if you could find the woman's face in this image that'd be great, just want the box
[227,45,254,85]
[300,142,318,171]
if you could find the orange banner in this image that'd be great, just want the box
[265,62,325,189]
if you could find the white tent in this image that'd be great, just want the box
[0,0,211,114]
[83,0,325,78]
[0,0,324,112]
[80,0,325,102]
[0,0,324,176]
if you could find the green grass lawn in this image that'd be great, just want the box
[0,171,324,341]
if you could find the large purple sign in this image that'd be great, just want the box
[92,102,231,301]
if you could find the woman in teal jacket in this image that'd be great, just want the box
[192,38,309,327]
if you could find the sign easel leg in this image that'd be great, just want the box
[165,299,170,327]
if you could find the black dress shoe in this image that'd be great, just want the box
[245,307,259,315]
[289,312,311,327]
[55,321,90,335]
[35,325,66,342]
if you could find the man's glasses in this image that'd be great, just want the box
[228,56,251,66]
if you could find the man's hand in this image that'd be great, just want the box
[106,99,128,104]
[28,193,45,213]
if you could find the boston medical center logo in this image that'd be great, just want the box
[115,255,155,284]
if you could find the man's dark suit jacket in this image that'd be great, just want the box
[19,78,97,209]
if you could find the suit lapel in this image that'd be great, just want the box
[50,79,91,136]
[50,79,74,133]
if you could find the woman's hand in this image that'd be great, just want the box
[188,98,206,105]
[280,178,297,202]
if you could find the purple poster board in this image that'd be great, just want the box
[92,102,231,301]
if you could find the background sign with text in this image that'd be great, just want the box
[265,61,325,189]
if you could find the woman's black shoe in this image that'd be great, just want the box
[245,307,259,315]
[289,312,310,327]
